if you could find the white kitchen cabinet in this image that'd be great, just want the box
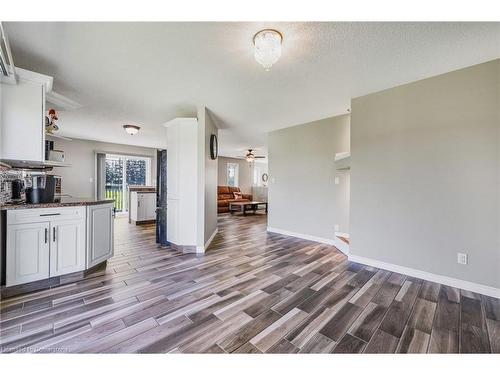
[165,118,198,247]
[1,79,45,162]
[130,192,156,223]
[6,206,86,286]
[6,222,50,286]
[49,220,86,277]
[87,203,114,268]
[5,204,114,287]
[143,193,157,220]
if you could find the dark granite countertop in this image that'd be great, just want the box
[128,185,156,192]
[0,197,115,210]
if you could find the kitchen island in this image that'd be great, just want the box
[0,198,115,297]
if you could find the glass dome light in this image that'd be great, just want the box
[123,124,141,135]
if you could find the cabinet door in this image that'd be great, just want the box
[6,222,50,286]
[1,80,45,162]
[144,193,157,220]
[50,220,86,277]
[130,192,138,221]
[87,204,114,268]
[137,194,146,221]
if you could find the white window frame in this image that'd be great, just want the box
[103,153,152,214]
[226,162,239,187]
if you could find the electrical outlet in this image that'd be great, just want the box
[334,224,340,232]
[457,252,468,265]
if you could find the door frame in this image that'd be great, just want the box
[93,150,153,212]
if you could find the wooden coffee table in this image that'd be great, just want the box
[229,201,268,216]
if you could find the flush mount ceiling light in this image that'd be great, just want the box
[253,29,283,71]
[123,124,140,135]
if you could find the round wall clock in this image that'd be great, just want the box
[210,134,218,160]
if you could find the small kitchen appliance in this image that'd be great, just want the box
[25,175,57,204]
[11,179,24,201]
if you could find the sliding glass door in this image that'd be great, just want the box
[104,154,151,213]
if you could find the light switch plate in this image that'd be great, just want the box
[334,177,340,185]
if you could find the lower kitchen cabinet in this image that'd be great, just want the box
[5,204,114,287]
[87,203,114,268]
[6,222,50,286]
[130,192,156,223]
[49,219,86,277]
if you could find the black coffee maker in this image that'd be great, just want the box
[25,175,57,204]
[11,179,24,201]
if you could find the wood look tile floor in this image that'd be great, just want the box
[1,214,499,353]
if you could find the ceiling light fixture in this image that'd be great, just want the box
[245,154,255,163]
[253,29,283,71]
[123,124,141,135]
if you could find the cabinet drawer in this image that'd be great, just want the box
[7,206,86,225]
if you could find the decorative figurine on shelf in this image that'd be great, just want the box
[45,108,60,134]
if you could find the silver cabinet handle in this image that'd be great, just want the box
[53,227,56,242]
[45,228,48,243]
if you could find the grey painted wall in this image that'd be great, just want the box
[268,114,350,239]
[350,59,500,289]
[49,138,157,198]
[217,156,254,194]
[204,110,219,244]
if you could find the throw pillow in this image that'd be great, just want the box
[233,192,243,200]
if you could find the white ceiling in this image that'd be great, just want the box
[5,22,500,157]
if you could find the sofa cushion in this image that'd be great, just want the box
[228,186,241,194]
[218,193,233,200]
[218,186,230,194]
[227,198,250,203]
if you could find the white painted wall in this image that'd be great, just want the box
[48,138,157,198]
[268,114,350,240]
[203,109,219,246]
[350,59,500,289]
[164,110,218,252]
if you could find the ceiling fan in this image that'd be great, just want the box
[240,149,266,163]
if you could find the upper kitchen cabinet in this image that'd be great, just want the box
[0,68,54,166]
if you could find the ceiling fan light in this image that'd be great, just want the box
[253,29,282,71]
[123,124,140,135]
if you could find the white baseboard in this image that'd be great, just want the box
[348,254,500,299]
[332,237,350,255]
[196,228,219,253]
[334,232,350,239]
[267,226,349,255]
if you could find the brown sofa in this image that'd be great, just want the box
[218,186,253,214]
